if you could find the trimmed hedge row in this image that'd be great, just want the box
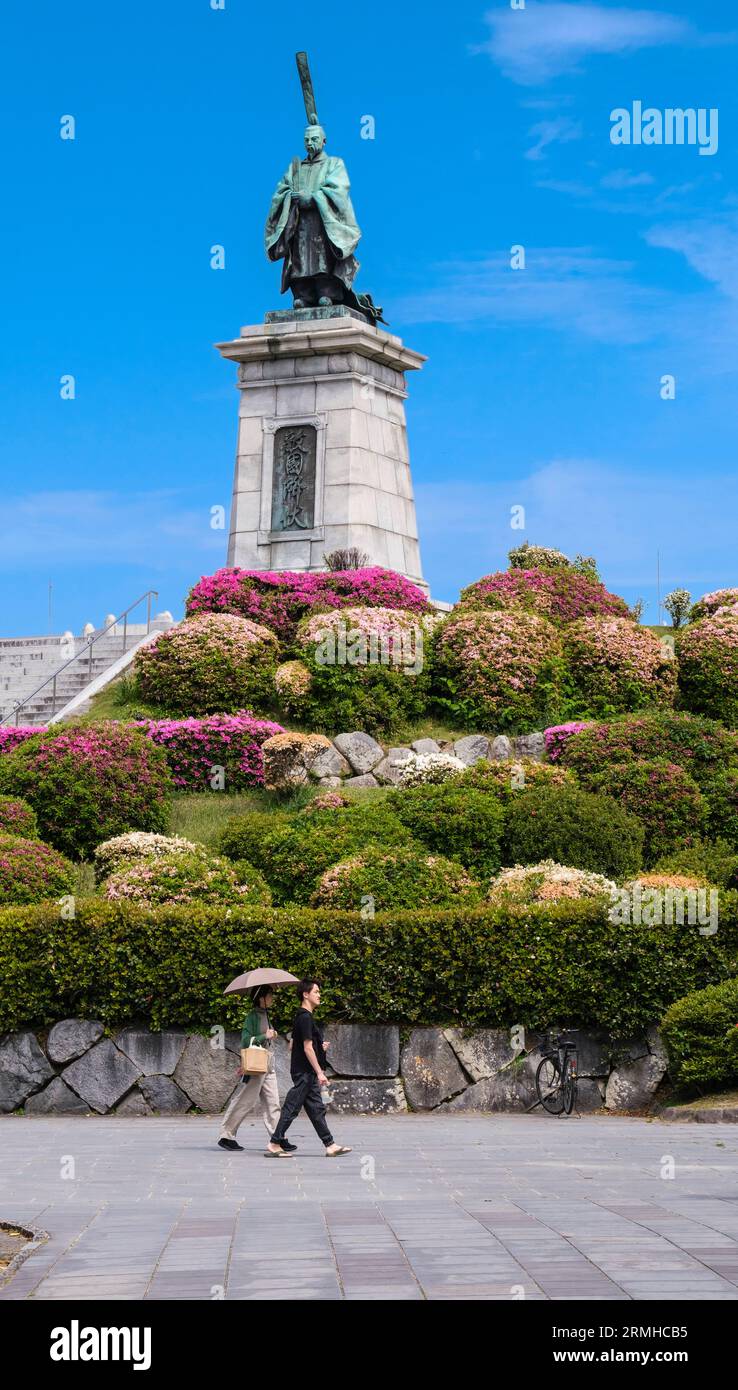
[661,977,738,1088]
[1,898,736,1038]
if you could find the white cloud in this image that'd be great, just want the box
[600,169,655,189]
[525,116,582,160]
[476,3,713,85]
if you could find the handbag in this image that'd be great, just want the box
[241,1039,269,1076]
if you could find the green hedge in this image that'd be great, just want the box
[661,977,738,1088]
[2,897,737,1038]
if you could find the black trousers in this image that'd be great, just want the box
[271,1072,333,1147]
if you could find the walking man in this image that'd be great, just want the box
[266,979,352,1158]
[218,985,293,1152]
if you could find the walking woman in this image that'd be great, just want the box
[217,986,295,1153]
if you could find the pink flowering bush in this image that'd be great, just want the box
[432,609,566,731]
[133,613,279,716]
[136,712,284,792]
[186,566,430,642]
[544,722,593,762]
[0,726,43,755]
[562,617,676,717]
[0,834,75,905]
[690,588,738,622]
[0,722,171,860]
[459,568,629,626]
[576,758,706,864]
[0,795,38,838]
[676,612,738,726]
[283,607,436,736]
[103,849,271,907]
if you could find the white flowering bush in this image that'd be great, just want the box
[94,831,201,882]
[487,860,618,906]
[394,752,466,786]
[103,849,271,906]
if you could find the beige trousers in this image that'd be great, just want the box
[219,1069,281,1141]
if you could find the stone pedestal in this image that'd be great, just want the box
[215,307,427,589]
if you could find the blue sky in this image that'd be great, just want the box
[1,0,736,634]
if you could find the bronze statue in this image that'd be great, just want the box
[265,53,383,325]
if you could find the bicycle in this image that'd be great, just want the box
[533,1030,579,1115]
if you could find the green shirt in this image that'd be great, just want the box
[241,1007,270,1048]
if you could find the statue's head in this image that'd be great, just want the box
[304,124,326,159]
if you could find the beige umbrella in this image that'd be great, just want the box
[223,966,299,997]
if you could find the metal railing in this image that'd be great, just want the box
[2,590,159,726]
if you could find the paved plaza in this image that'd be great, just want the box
[2,1112,738,1301]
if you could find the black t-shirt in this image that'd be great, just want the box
[290,1007,326,1076]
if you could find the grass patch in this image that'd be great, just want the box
[170,787,314,847]
[83,676,168,723]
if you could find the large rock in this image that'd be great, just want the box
[373,748,414,785]
[46,1019,104,1064]
[401,1028,467,1109]
[605,1053,667,1111]
[343,773,379,789]
[262,733,333,790]
[309,744,350,779]
[327,1078,407,1114]
[452,735,490,766]
[575,1031,612,1078]
[489,735,513,760]
[0,1032,55,1112]
[443,1027,518,1082]
[173,1034,242,1112]
[25,1078,89,1115]
[62,1039,141,1113]
[411,738,440,755]
[333,731,384,774]
[272,1037,293,1100]
[115,1088,152,1116]
[115,1028,186,1077]
[443,1073,532,1112]
[646,1025,669,1073]
[139,1075,191,1113]
[514,732,545,761]
[324,1024,400,1078]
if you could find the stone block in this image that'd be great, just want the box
[605,1054,667,1111]
[324,1024,400,1078]
[275,380,316,415]
[443,1072,532,1112]
[46,1019,104,1065]
[373,748,414,785]
[139,1075,192,1113]
[309,744,351,779]
[411,738,440,756]
[115,1029,186,1077]
[514,732,545,761]
[318,776,343,788]
[443,1028,518,1082]
[24,1078,90,1115]
[333,731,384,774]
[174,1035,242,1112]
[62,1040,141,1114]
[343,773,379,789]
[401,1028,467,1109]
[574,1031,612,1078]
[489,735,513,760]
[327,1078,407,1114]
[453,735,490,765]
[116,1088,153,1117]
[0,1031,56,1112]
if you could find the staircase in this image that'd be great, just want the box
[0,592,175,728]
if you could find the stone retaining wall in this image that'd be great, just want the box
[262,728,547,790]
[0,1021,669,1116]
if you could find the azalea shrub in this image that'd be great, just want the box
[459,568,629,626]
[562,617,676,717]
[432,609,566,731]
[652,838,738,889]
[690,588,738,622]
[103,850,271,907]
[504,784,644,879]
[487,861,617,907]
[394,752,467,786]
[136,712,284,792]
[557,710,738,788]
[0,727,43,755]
[311,846,482,911]
[544,722,593,762]
[388,785,505,877]
[508,542,571,570]
[0,722,171,860]
[133,613,279,717]
[0,795,38,838]
[217,811,292,874]
[676,612,738,726]
[0,834,75,905]
[458,757,577,800]
[578,759,706,864]
[94,831,201,882]
[281,607,435,737]
[186,566,430,642]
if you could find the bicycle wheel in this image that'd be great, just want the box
[536,1056,564,1114]
[562,1055,577,1115]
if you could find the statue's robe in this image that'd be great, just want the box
[265,152,361,297]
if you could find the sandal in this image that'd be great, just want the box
[325,1145,352,1157]
[264,1147,294,1158]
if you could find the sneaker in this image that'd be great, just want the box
[280,1139,297,1152]
[218,1137,243,1152]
